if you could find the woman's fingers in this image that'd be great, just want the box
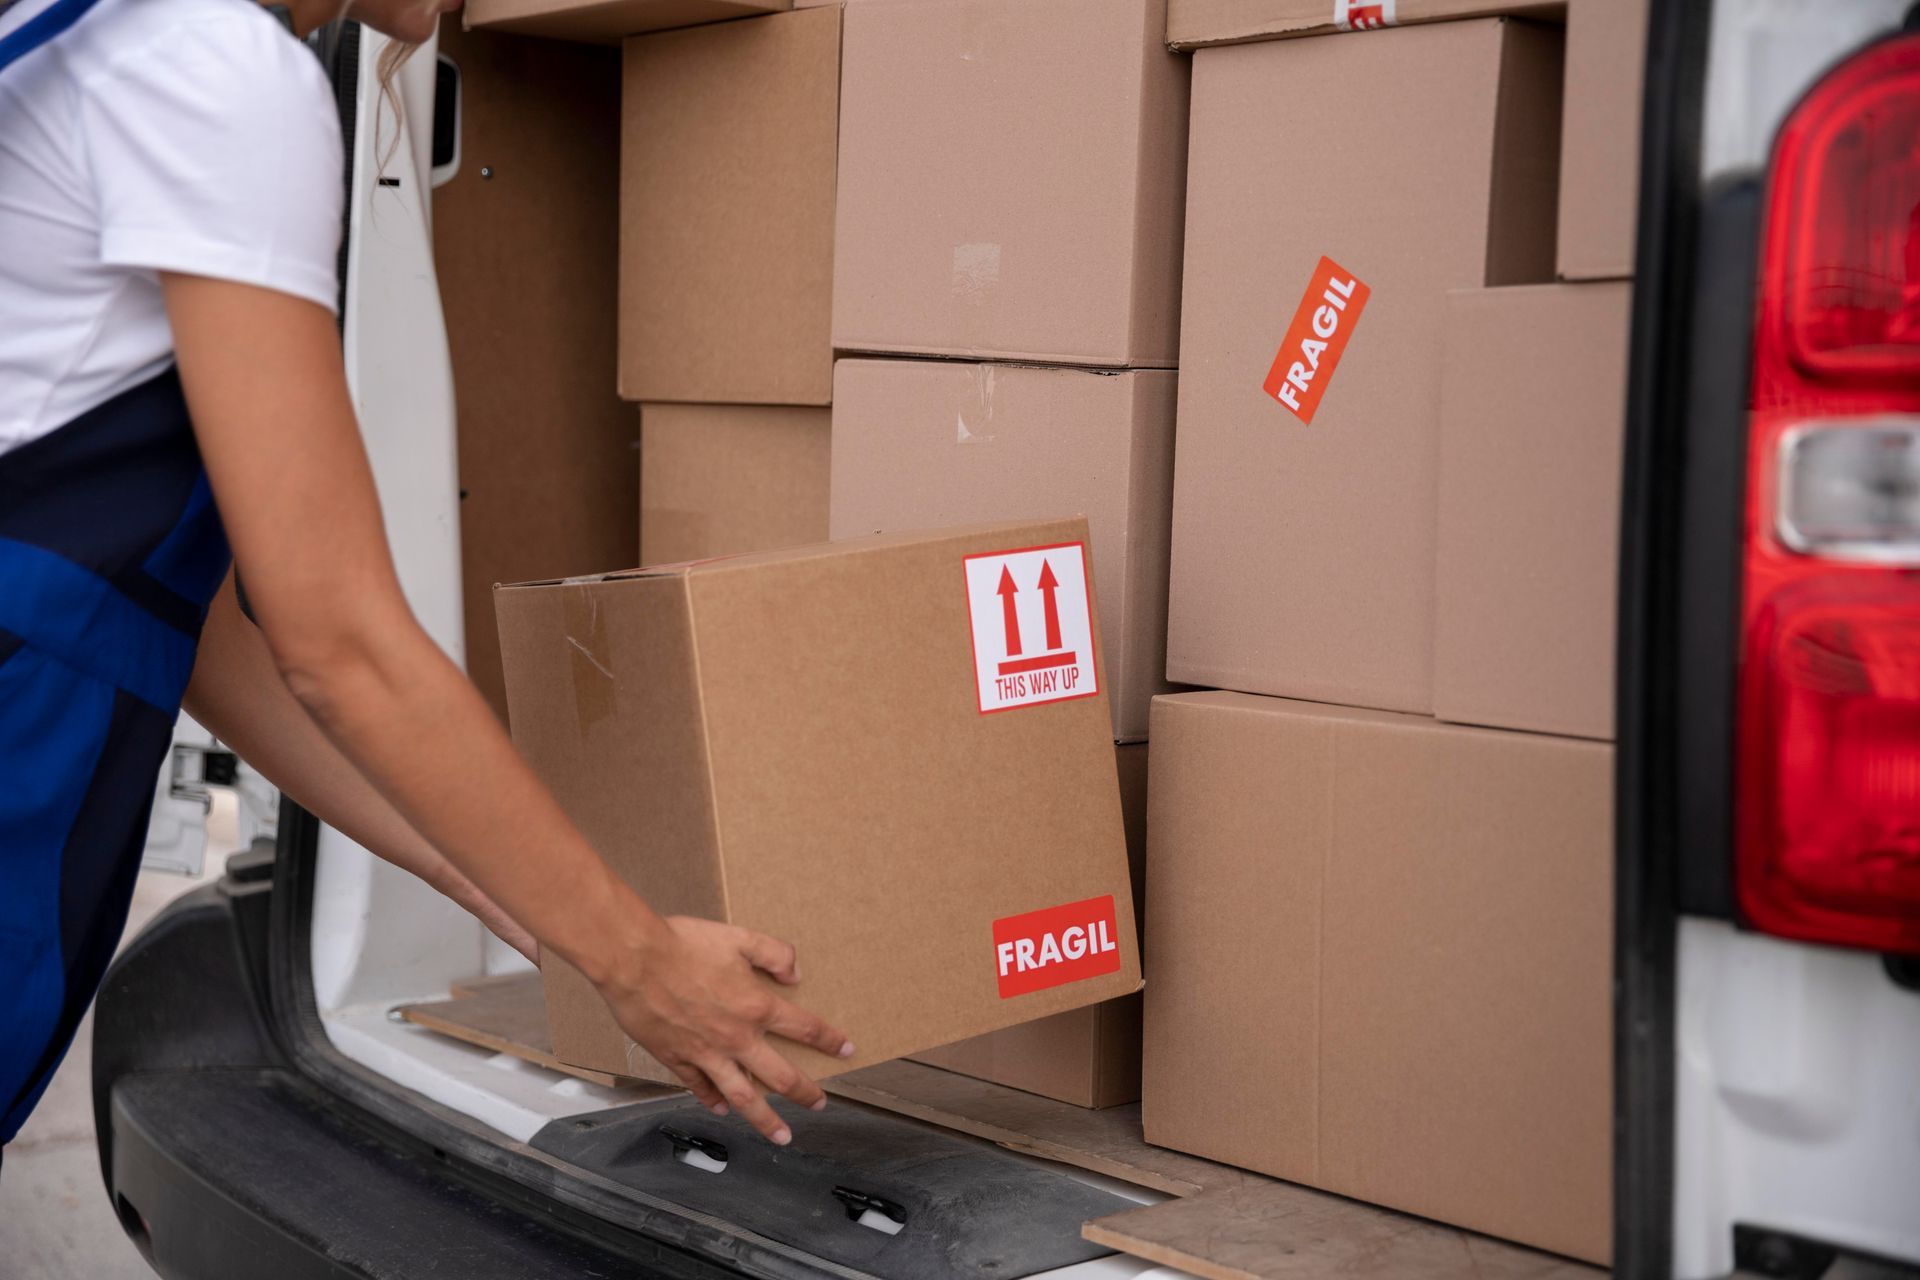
[667,1060,729,1116]
[741,1042,827,1112]
[734,927,801,984]
[703,1057,790,1145]
[763,996,855,1060]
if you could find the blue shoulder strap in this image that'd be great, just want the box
[0,0,109,75]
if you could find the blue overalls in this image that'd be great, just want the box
[1,0,234,1143]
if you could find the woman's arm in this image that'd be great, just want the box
[162,273,850,1145]
[184,570,537,962]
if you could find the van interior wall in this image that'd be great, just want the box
[433,21,635,725]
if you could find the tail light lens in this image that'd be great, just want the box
[1738,34,1920,956]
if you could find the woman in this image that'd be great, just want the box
[0,0,847,1154]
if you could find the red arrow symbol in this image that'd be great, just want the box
[997,565,1023,657]
[1037,559,1063,651]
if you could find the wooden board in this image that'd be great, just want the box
[433,18,638,727]
[1081,1183,1608,1280]
[446,971,535,1000]
[398,975,672,1095]
[823,1059,1268,1198]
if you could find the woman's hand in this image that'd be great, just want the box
[597,918,854,1146]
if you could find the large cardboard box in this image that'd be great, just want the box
[1164,0,1559,48]
[1558,0,1647,280]
[619,7,838,405]
[914,744,1148,1107]
[831,0,1188,367]
[467,0,786,44]
[497,518,1143,1082]
[1436,283,1629,740]
[829,360,1175,743]
[639,403,830,565]
[1142,692,1611,1263]
[1165,19,1562,712]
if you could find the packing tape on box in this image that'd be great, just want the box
[563,582,616,730]
[957,364,998,445]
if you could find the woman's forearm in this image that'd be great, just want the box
[184,572,536,961]
[270,595,659,987]
[165,274,850,1144]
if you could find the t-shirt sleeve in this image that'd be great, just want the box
[80,11,344,313]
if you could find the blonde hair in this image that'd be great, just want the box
[374,38,418,175]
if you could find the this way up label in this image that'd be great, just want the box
[962,542,1099,714]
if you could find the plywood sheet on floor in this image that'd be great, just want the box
[398,975,671,1095]
[824,1059,1267,1197]
[1082,1182,1608,1280]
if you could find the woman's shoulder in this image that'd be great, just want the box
[59,0,332,106]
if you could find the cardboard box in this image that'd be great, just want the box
[1142,691,1612,1263]
[914,744,1147,1107]
[829,360,1175,743]
[620,7,838,405]
[1161,0,1642,280]
[467,0,786,44]
[497,518,1143,1083]
[1436,283,1629,740]
[639,403,830,565]
[1165,0,1560,48]
[831,0,1188,367]
[1558,0,1647,279]
[1165,19,1562,712]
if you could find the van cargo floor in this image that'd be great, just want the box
[532,1096,1134,1280]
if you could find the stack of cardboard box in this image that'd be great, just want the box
[1143,0,1646,1264]
[467,0,1652,1258]
[460,0,839,567]
[620,4,839,564]
[824,0,1188,1107]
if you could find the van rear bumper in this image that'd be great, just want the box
[89,871,732,1280]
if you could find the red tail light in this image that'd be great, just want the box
[1738,34,1920,956]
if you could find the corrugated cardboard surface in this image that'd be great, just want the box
[1142,692,1612,1263]
[831,0,1188,366]
[1165,19,1562,712]
[1558,0,1646,279]
[620,7,839,404]
[1436,283,1629,740]
[915,743,1149,1107]
[498,519,1142,1083]
[467,0,786,43]
[639,402,830,565]
[435,21,636,725]
[829,360,1175,742]
[1165,0,1561,48]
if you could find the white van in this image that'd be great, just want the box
[92,1,1920,1276]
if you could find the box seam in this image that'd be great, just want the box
[1482,18,1513,287]
[1313,719,1333,1184]
[682,573,734,923]
[1124,0,1159,366]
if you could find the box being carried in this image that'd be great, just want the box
[495,518,1143,1083]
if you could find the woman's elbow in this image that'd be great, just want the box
[262,611,390,728]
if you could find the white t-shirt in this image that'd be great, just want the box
[0,0,344,455]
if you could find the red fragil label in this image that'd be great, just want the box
[992,895,1123,998]
[1262,255,1371,424]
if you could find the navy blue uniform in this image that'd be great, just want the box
[0,365,230,1141]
